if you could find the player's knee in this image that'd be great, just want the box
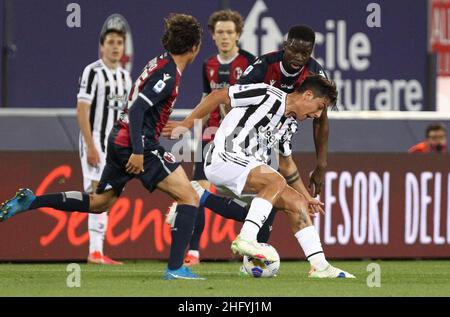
[88,193,111,213]
[176,186,200,207]
[269,174,287,194]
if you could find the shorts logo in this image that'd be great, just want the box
[163,152,176,163]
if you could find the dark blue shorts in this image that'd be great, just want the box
[96,142,180,197]
[192,141,213,181]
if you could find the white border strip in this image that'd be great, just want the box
[1,108,450,120]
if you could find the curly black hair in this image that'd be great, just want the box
[162,13,203,55]
[288,24,316,44]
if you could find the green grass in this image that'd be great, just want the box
[0,260,449,297]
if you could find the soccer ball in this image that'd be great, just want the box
[243,243,280,278]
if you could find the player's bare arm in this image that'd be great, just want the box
[310,106,329,197]
[278,155,324,215]
[76,100,100,167]
[162,88,231,138]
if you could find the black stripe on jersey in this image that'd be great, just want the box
[260,100,282,126]
[89,93,97,133]
[219,152,246,167]
[113,74,118,122]
[100,69,110,152]
[267,86,283,99]
[233,88,267,100]
[252,99,282,134]
[219,152,247,167]
[242,99,283,157]
[86,69,96,95]
[222,152,250,165]
[236,94,270,129]
[224,94,270,152]
[277,116,288,130]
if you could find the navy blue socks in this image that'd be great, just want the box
[168,204,197,270]
[30,191,90,212]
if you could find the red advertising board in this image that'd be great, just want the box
[430,0,450,76]
[0,152,449,261]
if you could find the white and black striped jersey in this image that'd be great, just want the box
[77,59,132,152]
[213,83,298,163]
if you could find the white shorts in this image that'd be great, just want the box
[79,136,106,193]
[204,149,265,196]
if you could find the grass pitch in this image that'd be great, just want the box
[0,260,449,297]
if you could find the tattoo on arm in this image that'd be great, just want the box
[285,170,300,185]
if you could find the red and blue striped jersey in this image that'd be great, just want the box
[112,52,180,152]
[202,49,255,141]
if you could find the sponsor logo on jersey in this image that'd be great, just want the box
[281,83,294,90]
[210,81,230,90]
[153,80,166,93]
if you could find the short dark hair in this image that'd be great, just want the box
[426,123,447,138]
[297,75,338,108]
[287,24,315,44]
[100,29,126,45]
[162,13,202,55]
[208,10,244,35]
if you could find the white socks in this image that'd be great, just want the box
[295,226,329,271]
[187,250,200,258]
[88,212,108,254]
[240,198,273,241]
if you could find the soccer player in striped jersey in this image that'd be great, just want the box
[238,25,329,198]
[181,25,329,250]
[166,76,355,278]
[77,28,132,265]
[183,10,255,267]
[0,14,206,280]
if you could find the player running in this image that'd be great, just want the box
[0,14,206,280]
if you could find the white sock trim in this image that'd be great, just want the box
[240,197,273,241]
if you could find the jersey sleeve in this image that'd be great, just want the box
[237,57,268,85]
[228,83,269,109]
[131,69,175,109]
[77,66,98,104]
[202,61,211,95]
[128,69,175,154]
[309,58,329,79]
[278,120,298,157]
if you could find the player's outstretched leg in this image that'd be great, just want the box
[0,188,117,222]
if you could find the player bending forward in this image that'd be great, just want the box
[165,76,355,278]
